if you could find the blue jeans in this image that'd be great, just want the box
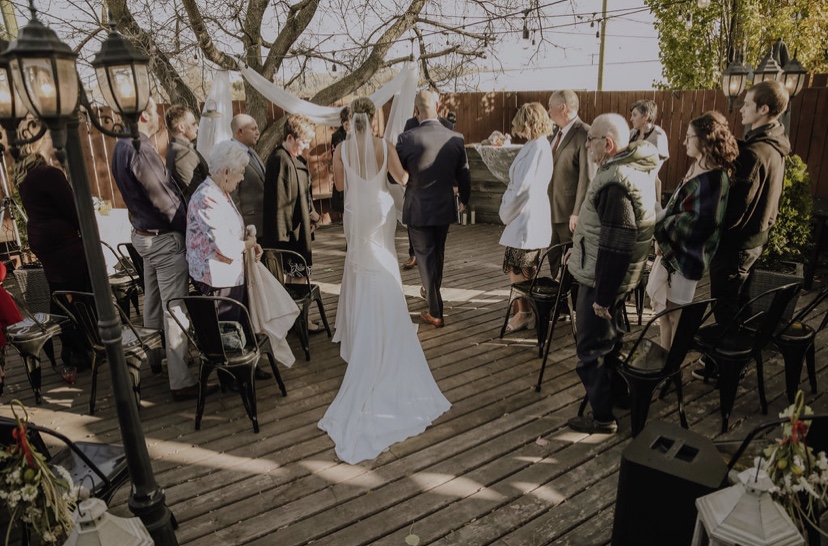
[131,231,195,390]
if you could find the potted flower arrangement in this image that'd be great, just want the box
[747,153,813,319]
[1,400,76,544]
[763,390,828,545]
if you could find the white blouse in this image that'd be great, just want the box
[498,137,554,249]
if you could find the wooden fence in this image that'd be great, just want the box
[2,85,826,229]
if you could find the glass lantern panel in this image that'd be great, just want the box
[110,65,138,112]
[55,58,79,116]
[9,58,37,115]
[95,65,118,113]
[0,69,15,119]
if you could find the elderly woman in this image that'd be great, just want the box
[499,102,554,332]
[186,140,262,323]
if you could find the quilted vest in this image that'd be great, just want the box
[568,141,658,293]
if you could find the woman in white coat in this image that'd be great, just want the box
[499,102,554,332]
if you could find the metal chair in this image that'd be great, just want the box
[576,299,714,437]
[167,296,287,433]
[694,282,802,433]
[118,242,145,288]
[101,241,141,319]
[534,267,575,391]
[52,291,162,415]
[500,241,573,358]
[261,249,331,361]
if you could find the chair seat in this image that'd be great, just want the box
[613,339,670,375]
[6,314,67,341]
[108,273,136,287]
[775,321,815,343]
[694,325,755,358]
[50,442,128,498]
[284,283,318,302]
[513,278,560,298]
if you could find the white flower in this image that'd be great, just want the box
[41,530,56,543]
[20,483,38,502]
[7,468,22,485]
[53,465,73,487]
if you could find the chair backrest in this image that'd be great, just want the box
[261,248,312,296]
[118,242,145,286]
[664,299,715,373]
[530,241,573,291]
[11,265,51,314]
[52,291,105,351]
[168,296,258,364]
[782,286,828,335]
[100,241,139,284]
[622,299,714,374]
[738,283,802,352]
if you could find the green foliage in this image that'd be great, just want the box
[760,154,813,269]
[646,0,828,90]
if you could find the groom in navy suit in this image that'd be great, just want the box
[396,90,471,328]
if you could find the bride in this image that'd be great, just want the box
[318,97,451,464]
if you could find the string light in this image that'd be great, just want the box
[684,11,692,30]
[697,0,711,8]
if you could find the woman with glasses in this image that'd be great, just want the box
[646,111,737,349]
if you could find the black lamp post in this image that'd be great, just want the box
[752,49,783,85]
[0,3,178,544]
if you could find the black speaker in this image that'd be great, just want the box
[611,421,727,546]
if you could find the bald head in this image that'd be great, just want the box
[231,114,260,148]
[414,89,438,122]
[586,114,630,165]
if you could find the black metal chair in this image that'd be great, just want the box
[52,291,162,415]
[4,293,69,404]
[0,415,129,504]
[764,287,828,403]
[261,249,331,361]
[500,241,573,358]
[694,282,802,433]
[101,241,141,319]
[575,299,714,437]
[534,267,575,391]
[118,242,145,288]
[167,296,287,433]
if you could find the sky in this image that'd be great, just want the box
[460,0,664,91]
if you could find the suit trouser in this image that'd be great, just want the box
[548,222,572,278]
[409,224,450,319]
[574,285,625,423]
[132,231,196,390]
[709,245,763,326]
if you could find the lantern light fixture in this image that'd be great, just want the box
[721,55,750,112]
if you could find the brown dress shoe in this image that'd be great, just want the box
[402,256,417,269]
[172,383,219,402]
[420,310,444,328]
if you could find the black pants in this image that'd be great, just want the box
[193,281,248,326]
[709,245,762,326]
[574,284,625,422]
[409,224,450,319]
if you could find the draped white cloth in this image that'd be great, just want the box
[244,248,300,367]
[236,60,418,128]
[197,70,234,162]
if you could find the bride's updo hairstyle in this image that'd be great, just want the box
[349,97,376,133]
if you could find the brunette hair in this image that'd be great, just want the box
[165,105,193,134]
[511,102,553,140]
[690,110,738,173]
[630,99,658,123]
[280,113,315,144]
[339,105,351,125]
[348,97,376,133]
[748,80,790,118]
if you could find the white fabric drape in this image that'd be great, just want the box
[197,70,234,162]
[244,248,301,367]
[237,60,418,128]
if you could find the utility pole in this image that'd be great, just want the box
[596,0,608,90]
[0,0,18,39]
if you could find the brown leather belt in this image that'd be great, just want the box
[134,229,171,237]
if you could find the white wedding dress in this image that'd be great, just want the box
[318,130,451,465]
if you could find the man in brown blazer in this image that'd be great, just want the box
[547,89,593,275]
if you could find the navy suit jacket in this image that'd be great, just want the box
[396,119,471,226]
[403,116,454,132]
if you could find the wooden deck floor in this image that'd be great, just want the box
[1,223,827,545]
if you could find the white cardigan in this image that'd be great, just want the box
[498,137,554,249]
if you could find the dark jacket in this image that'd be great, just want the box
[396,119,471,226]
[548,118,591,224]
[112,133,186,234]
[166,135,209,203]
[403,116,454,132]
[262,146,312,250]
[720,122,791,250]
[231,143,267,236]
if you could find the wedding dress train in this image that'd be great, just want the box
[318,137,450,464]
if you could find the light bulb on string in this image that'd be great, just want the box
[685,11,693,31]
[697,0,711,8]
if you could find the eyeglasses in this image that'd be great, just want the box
[586,135,606,143]
[684,134,698,142]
